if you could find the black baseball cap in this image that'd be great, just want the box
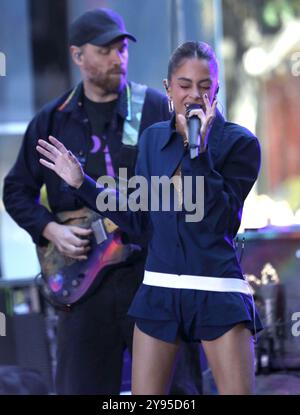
[69,8,136,47]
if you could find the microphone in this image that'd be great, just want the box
[185,103,201,159]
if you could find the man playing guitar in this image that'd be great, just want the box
[4,8,203,395]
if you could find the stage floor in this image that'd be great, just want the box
[202,370,300,395]
[255,371,300,395]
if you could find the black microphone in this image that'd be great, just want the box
[185,103,201,159]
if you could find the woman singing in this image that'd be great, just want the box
[37,41,263,395]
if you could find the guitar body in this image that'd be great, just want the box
[36,208,139,306]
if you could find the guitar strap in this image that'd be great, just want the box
[114,82,147,181]
[122,81,147,146]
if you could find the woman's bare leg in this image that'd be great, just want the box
[202,323,255,395]
[131,324,180,395]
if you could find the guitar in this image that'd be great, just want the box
[36,207,141,307]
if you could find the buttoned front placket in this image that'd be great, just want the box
[169,146,189,275]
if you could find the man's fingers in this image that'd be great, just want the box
[49,135,68,154]
[74,245,91,253]
[78,239,90,247]
[70,226,93,236]
[69,234,91,247]
[67,233,90,247]
[62,244,91,258]
[76,256,88,261]
[62,227,93,249]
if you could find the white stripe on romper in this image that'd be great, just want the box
[143,270,252,295]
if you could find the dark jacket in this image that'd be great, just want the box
[74,110,261,279]
[3,82,170,246]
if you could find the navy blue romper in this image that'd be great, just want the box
[75,110,264,343]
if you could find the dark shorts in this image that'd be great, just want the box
[135,319,241,343]
[128,284,264,343]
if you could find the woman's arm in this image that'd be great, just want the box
[36,135,150,238]
[181,128,261,236]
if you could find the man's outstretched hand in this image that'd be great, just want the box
[36,135,84,189]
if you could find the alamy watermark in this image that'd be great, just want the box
[95,168,205,223]
[291,52,300,77]
[0,51,6,76]
[0,312,6,336]
[291,312,300,337]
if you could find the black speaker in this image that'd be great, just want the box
[0,279,54,393]
[239,225,300,369]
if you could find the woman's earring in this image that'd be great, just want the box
[168,98,174,113]
[163,79,174,113]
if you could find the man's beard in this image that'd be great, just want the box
[90,71,126,95]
